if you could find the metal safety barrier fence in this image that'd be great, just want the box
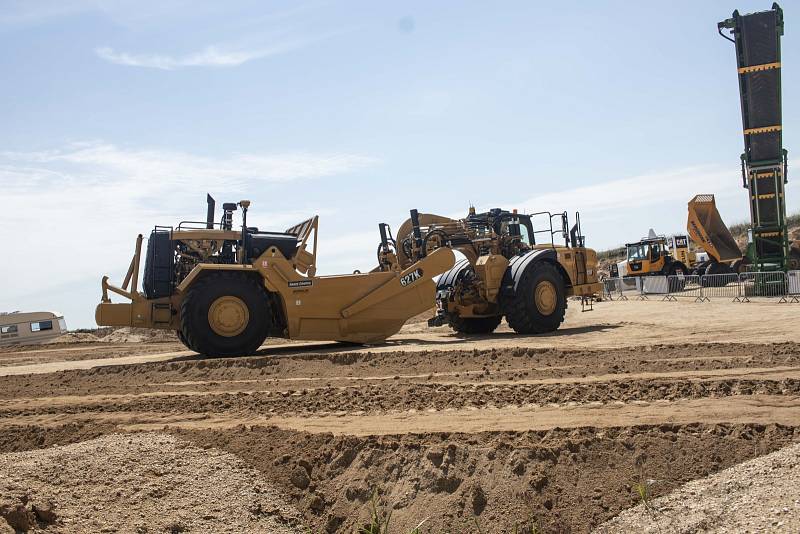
[601,270,800,303]
[603,277,640,300]
[663,274,703,301]
[788,271,800,303]
[738,271,789,302]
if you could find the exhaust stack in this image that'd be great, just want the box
[206,194,215,229]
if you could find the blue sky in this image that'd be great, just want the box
[1,0,797,328]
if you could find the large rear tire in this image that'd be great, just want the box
[732,258,749,274]
[181,272,271,357]
[705,261,732,276]
[176,329,197,352]
[504,262,566,334]
[668,261,688,276]
[702,261,732,287]
[448,314,502,335]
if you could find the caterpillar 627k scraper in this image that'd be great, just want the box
[96,196,455,356]
[389,207,602,335]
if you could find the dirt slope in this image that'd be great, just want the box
[0,433,302,533]
[595,442,800,533]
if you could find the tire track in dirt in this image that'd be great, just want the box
[2,377,800,418]
[5,395,799,437]
[3,341,800,532]
[2,343,799,398]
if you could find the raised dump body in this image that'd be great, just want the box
[687,194,741,263]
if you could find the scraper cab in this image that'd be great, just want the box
[96,195,455,356]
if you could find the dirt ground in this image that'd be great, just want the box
[0,433,302,533]
[1,298,799,532]
[595,441,800,532]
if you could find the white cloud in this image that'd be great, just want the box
[95,42,303,70]
[519,165,733,216]
[510,165,783,250]
[0,0,92,27]
[1,142,375,189]
[0,142,376,327]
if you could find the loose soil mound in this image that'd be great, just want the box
[100,327,177,343]
[176,423,799,533]
[46,332,99,344]
[595,442,800,532]
[0,433,302,533]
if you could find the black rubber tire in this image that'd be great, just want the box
[142,231,174,299]
[504,261,566,334]
[668,261,688,276]
[705,261,731,276]
[691,261,709,277]
[701,261,732,287]
[176,329,198,352]
[181,272,271,357]
[448,314,502,335]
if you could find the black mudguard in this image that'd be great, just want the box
[436,258,472,290]
[429,258,472,326]
[502,249,559,295]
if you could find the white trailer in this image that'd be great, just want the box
[0,311,68,347]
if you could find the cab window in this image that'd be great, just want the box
[651,242,662,259]
[1,325,17,334]
[627,244,649,260]
[30,320,53,332]
[518,223,532,245]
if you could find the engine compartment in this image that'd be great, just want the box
[142,197,300,299]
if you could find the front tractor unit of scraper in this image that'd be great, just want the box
[394,207,603,336]
[96,195,455,356]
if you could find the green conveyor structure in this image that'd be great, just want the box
[719,3,789,271]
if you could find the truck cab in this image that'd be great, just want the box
[625,236,687,276]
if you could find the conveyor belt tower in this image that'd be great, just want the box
[718,3,789,271]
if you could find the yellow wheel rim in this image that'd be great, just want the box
[534,281,557,315]
[207,296,249,337]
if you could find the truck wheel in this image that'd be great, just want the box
[448,315,502,335]
[668,262,687,276]
[505,262,566,334]
[181,272,271,357]
[176,329,197,352]
[705,261,730,275]
[702,261,732,287]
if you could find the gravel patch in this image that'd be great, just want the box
[595,442,800,533]
[0,433,303,533]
